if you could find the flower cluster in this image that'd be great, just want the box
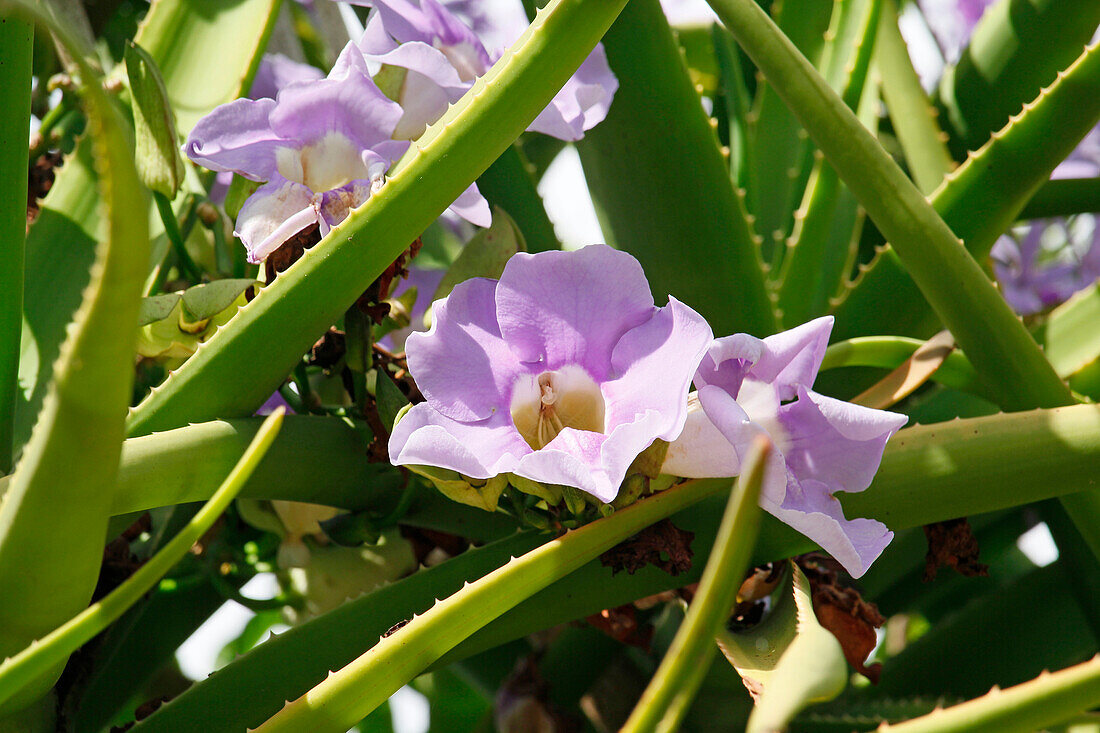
[390,246,906,577]
[185,0,617,264]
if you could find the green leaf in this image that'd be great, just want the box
[747,0,834,247]
[138,292,182,326]
[716,564,847,733]
[16,0,282,455]
[430,208,525,304]
[251,478,725,732]
[0,410,285,711]
[0,13,32,475]
[476,146,560,254]
[125,0,634,437]
[179,278,256,322]
[0,0,149,714]
[373,370,409,432]
[622,438,766,733]
[936,0,1100,158]
[875,0,953,194]
[880,655,1100,733]
[576,0,777,337]
[775,0,881,325]
[1037,283,1100,379]
[709,0,1074,411]
[124,41,185,198]
[833,40,1100,341]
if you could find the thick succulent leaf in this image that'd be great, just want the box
[125,0,635,437]
[475,145,559,254]
[17,0,282,454]
[874,0,953,194]
[0,411,284,711]
[623,440,766,733]
[833,40,1100,341]
[747,0,833,248]
[0,0,149,713]
[0,14,32,474]
[716,564,847,733]
[936,0,1100,158]
[709,0,1073,413]
[576,0,776,338]
[775,0,880,325]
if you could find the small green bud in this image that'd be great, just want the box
[124,41,185,197]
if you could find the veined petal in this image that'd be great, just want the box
[778,387,908,494]
[495,245,656,378]
[766,477,894,578]
[605,296,713,442]
[183,97,281,181]
[234,179,318,263]
[448,183,492,228]
[251,54,324,100]
[405,277,525,422]
[389,402,529,478]
[527,45,618,141]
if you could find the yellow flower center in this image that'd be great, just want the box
[510,366,606,450]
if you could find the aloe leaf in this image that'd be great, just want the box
[125,0,634,437]
[882,655,1100,733]
[936,0,1100,157]
[0,410,284,711]
[715,564,848,733]
[622,439,766,733]
[476,145,560,253]
[875,0,953,194]
[832,40,1100,341]
[17,0,282,454]
[0,14,32,475]
[575,0,776,337]
[774,0,880,325]
[179,278,256,322]
[108,405,1100,720]
[430,209,524,303]
[820,336,992,401]
[240,479,727,732]
[1037,283,1100,379]
[1019,177,1100,220]
[709,0,1074,412]
[713,25,753,194]
[747,0,833,248]
[0,0,149,714]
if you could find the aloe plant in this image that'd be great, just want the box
[1,0,1099,730]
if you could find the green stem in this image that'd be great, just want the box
[153,190,202,283]
[622,439,767,733]
[0,14,32,475]
[253,477,727,732]
[0,409,284,711]
[707,0,1074,411]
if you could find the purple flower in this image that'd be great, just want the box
[185,44,407,263]
[342,0,617,141]
[389,245,713,503]
[663,317,907,577]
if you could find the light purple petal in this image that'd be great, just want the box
[513,428,617,502]
[448,183,491,227]
[184,97,281,181]
[777,387,908,494]
[495,245,656,378]
[752,315,833,400]
[318,180,373,229]
[268,46,402,150]
[234,178,318,263]
[251,54,324,100]
[604,297,713,442]
[766,477,893,578]
[405,277,525,422]
[527,45,618,141]
[389,402,529,478]
[694,333,764,397]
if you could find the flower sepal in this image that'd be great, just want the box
[408,464,509,513]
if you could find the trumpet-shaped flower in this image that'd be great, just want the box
[389,245,713,503]
[343,0,617,141]
[663,317,907,577]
